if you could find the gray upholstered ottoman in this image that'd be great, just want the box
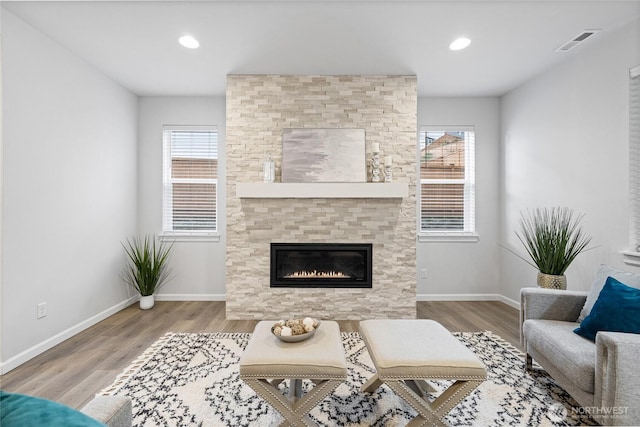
[239,320,347,427]
[359,319,486,427]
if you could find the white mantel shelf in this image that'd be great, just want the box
[236,182,409,198]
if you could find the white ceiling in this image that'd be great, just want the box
[3,0,640,97]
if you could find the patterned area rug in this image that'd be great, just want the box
[100,331,596,426]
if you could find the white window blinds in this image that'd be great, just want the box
[419,126,475,235]
[162,126,218,235]
[630,66,640,252]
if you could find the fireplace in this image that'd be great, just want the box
[271,243,372,288]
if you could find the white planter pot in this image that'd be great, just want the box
[139,295,155,310]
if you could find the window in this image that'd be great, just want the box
[162,126,218,236]
[419,126,475,238]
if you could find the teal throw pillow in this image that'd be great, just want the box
[0,390,106,427]
[574,276,640,341]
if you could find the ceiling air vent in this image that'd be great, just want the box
[555,29,600,52]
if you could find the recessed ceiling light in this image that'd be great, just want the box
[449,37,471,51]
[179,35,200,49]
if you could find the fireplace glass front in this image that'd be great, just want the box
[271,243,372,288]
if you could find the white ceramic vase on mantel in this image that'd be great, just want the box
[139,295,155,310]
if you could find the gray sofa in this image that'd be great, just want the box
[80,395,132,427]
[0,391,130,427]
[521,265,640,426]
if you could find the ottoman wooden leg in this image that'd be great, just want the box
[361,373,384,393]
[429,380,483,418]
[384,380,445,427]
[383,378,483,427]
[244,377,342,427]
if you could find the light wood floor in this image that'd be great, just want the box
[0,300,520,410]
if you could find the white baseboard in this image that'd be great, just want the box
[0,296,138,375]
[1,293,518,374]
[155,293,226,301]
[417,293,520,309]
[497,294,520,309]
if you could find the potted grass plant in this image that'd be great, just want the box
[122,234,174,309]
[513,207,592,289]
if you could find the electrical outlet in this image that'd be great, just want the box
[421,269,428,279]
[37,302,47,319]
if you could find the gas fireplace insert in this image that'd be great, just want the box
[270,243,372,288]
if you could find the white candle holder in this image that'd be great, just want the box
[383,155,393,182]
[384,165,393,182]
[371,152,381,182]
[372,168,381,182]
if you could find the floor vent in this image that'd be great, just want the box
[555,29,600,52]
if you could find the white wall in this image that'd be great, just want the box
[499,18,640,303]
[0,6,5,364]
[137,97,226,299]
[2,5,637,372]
[1,10,138,372]
[416,98,504,302]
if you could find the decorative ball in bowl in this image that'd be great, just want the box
[271,318,321,343]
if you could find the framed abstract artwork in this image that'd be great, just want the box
[282,128,366,183]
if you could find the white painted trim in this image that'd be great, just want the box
[154,293,226,301]
[0,296,138,375]
[421,125,475,133]
[417,293,520,309]
[417,293,498,301]
[159,234,221,243]
[497,294,520,309]
[418,233,480,243]
[620,250,640,267]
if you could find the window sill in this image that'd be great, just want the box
[159,233,221,242]
[418,233,479,243]
[620,250,640,267]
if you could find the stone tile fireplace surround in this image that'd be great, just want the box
[226,75,417,319]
